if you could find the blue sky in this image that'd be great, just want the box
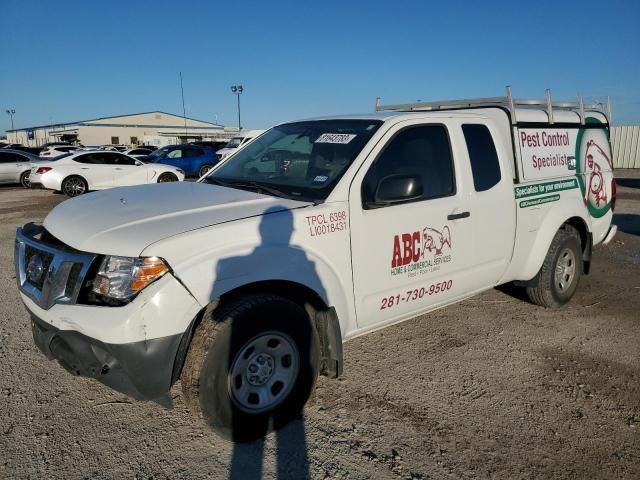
[1,0,638,134]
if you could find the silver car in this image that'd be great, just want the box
[0,149,45,188]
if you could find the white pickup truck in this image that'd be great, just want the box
[15,88,617,441]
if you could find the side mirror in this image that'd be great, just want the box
[135,160,143,166]
[370,174,423,207]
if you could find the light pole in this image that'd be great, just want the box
[5,109,15,130]
[230,85,243,131]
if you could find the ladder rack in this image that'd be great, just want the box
[374,86,611,126]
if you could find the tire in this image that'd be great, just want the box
[157,172,178,183]
[198,164,213,177]
[20,170,31,188]
[526,225,582,308]
[61,175,88,197]
[181,294,319,442]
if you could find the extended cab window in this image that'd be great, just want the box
[462,124,501,192]
[362,125,454,208]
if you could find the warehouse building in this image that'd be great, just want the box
[5,111,237,147]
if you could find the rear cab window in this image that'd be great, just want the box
[462,124,501,192]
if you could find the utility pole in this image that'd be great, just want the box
[180,72,188,141]
[230,85,243,131]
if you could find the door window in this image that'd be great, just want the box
[462,124,501,192]
[166,149,183,159]
[74,153,104,164]
[113,154,136,165]
[362,125,454,208]
[183,147,203,158]
[74,153,116,164]
[0,152,17,163]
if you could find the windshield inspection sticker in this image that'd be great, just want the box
[313,175,329,183]
[314,133,356,144]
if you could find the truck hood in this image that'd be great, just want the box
[44,182,310,257]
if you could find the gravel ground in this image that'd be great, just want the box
[1,173,638,480]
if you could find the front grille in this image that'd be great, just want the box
[15,224,96,310]
[64,263,84,298]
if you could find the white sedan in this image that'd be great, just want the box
[29,150,185,197]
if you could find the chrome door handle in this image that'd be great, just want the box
[447,211,470,220]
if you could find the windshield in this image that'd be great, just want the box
[203,120,382,201]
[223,137,244,149]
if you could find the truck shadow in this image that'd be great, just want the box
[495,283,533,304]
[210,205,324,479]
[613,213,640,236]
[615,178,640,189]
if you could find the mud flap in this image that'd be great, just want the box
[314,307,343,378]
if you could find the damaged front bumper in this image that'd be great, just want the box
[30,312,183,400]
[15,223,203,400]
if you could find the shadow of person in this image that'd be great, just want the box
[209,205,325,479]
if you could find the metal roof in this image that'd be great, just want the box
[6,111,223,132]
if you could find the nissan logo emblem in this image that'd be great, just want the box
[27,254,45,283]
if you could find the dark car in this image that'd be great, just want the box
[9,145,43,155]
[192,140,227,151]
[142,144,219,177]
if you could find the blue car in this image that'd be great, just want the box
[143,144,219,177]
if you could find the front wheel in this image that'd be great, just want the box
[198,164,214,177]
[61,175,88,197]
[20,171,31,188]
[526,225,582,308]
[157,172,178,183]
[181,294,319,442]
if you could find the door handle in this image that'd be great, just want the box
[114,168,123,170]
[447,211,470,220]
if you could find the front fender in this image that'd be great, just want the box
[142,216,355,337]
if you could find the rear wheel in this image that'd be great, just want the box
[198,164,214,177]
[181,294,319,442]
[157,172,178,183]
[61,175,88,197]
[526,225,582,308]
[20,171,31,188]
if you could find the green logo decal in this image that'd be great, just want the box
[514,178,578,199]
[575,118,613,218]
[519,194,560,208]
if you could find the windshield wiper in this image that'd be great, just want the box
[205,178,293,200]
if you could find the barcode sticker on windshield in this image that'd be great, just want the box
[315,133,356,144]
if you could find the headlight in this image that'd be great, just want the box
[92,256,170,300]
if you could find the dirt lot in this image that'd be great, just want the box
[1,174,638,480]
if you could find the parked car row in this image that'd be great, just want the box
[0,149,45,187]
[0,131,267,196]
[1,148,184,196]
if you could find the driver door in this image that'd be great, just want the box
[349,121,474,330]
